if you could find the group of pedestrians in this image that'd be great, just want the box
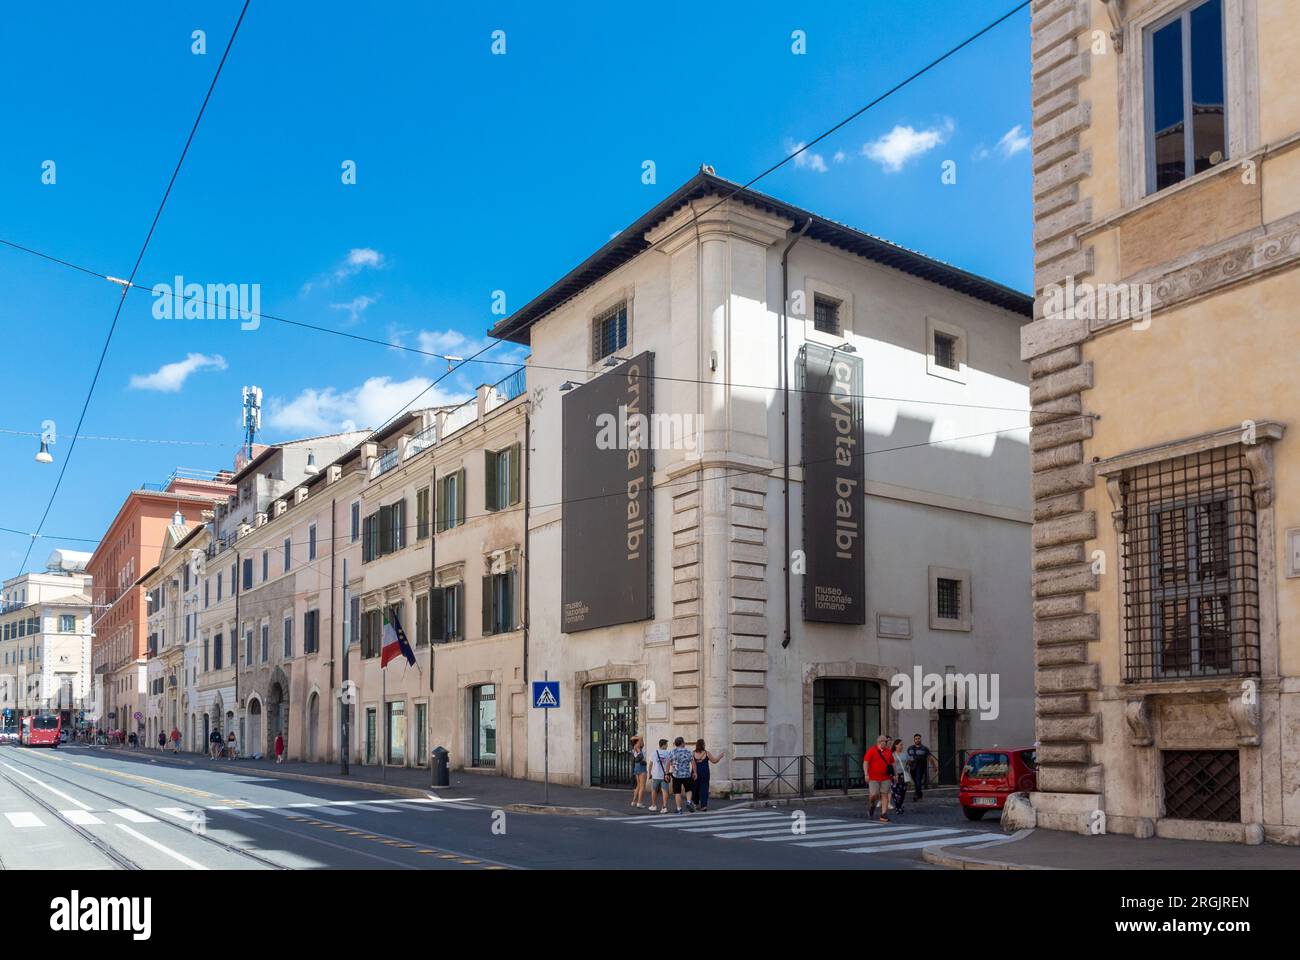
[208,727,237,759]
[629,735,725,814]
[156,728,181,753]
[863,733,939,824]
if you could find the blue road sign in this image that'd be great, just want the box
[532,681,560,709]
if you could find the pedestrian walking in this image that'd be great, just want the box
[669,736,697,814]
[170,727,181,753]
[890,738,910,815]
[863,735,895,823]
[226,730,237,760]
[209,728,223,759]
[158,731,166,751]
[648,738,672,813]
[691,740,725,811]
[629,736,648,809]
[906,734,938,801]
[274,731,285,764]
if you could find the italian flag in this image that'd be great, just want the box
[380,605,416,668]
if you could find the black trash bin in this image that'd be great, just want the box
[431,746,450,787]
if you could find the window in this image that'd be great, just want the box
[260,623,269,663]
[363,501,407,562]
[182,564,190,592]
[245,629,253,666]
[360,608,382,659]
[1146,0,1226,193]
[230,563,236,594]
[1117,444,1259,680]
[242,558,253,591]
[308,523,317,561]
[349,595,360,651]
[485,445,521,511]
[351,501,361,542]
[936,578,962,620]
[813,293,841,335]
[437,471,465,532]
[925,317,966,383]
[216,573,222,603]
[304,609,320,655]
[59,614,75,633]
[262,550,269,582]
[933,333,958,371]
[205,579,210,608]
[482,569,516,636]
[283,538,291,572]
[213,633,223,671]
[283,615,294,659]
[365,707,376,765]
[591,301,628,362]
[203,636,210,672]
[431,583,463,642]
[416,487,430,540]
[928,566,972,631]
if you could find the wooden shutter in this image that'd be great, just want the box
[456,469,466,527]
[508,443,521,505]
[507,568,517,630]
[395,499,406,550]
[436,477,446,533]
[453,583,464,639]
[378,504,392,555]
[485,450,498,512]
[482,575,493,636]
[430,588,445,643]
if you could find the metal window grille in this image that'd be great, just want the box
[936,577,962,620]
[1162,749,1240,821]
[591,302,628,361]
[813,294,840,334]
[933,332,959,370]
[1119,444,1259,681]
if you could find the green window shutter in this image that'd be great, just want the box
[485,450,498,512]
[454,583,464,639]
[430,588,445,643]
[457,469,467,527]
[482,575,493,636]
[396,499,406,550]
[435,477,445,533]
[508,443,521,505]
[506,568,517,630]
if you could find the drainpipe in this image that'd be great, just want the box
[522,408,530,690]
[781,219,810,650]
[428,463,437,787]
[329,496,336,760]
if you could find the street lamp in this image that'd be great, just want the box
[35,440,53,464]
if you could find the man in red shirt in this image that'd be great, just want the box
[863,735,895,823]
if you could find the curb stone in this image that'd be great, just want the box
[921,829,1052,870]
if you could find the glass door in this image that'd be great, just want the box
[813,679,880,789]
[589,682,637,787]
[471,685,496,768]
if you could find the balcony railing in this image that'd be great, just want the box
[404,423,438,461]
[442,398,478,437]
[370,447,400,479]
[486,367,526,411]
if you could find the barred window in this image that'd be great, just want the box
[1119,445,1259,681]
[936,578,962,620]
[933,332,958,371]
[592,302,628,362]
[813,294,841,335]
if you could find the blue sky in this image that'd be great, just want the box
[0,0,1031,572]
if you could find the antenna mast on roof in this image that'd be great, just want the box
[242,385,262,459]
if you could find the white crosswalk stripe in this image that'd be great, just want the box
[603,809,997,857]
[111,809,158,824]
[4,811,43,828]
[60,809,103,825]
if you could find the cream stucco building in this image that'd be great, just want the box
[1025,0,1300,842]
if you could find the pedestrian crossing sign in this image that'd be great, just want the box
[532,681,560,709]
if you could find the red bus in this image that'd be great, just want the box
[20,713,60,748]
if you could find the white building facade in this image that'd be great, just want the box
[492,171,1035,792]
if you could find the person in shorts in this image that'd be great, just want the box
[669,736,697,814]
[629,736,648,809]
[863,735,895,823]
[649,738,672,813]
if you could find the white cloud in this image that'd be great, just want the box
[787,139,829,173]
[862,120,954,173]
[267,375,462,435]
[996,124,1030,158]
[330,294,378,325]
[833,150,847,164]
[333,247,385,280]
[128,353,226,392]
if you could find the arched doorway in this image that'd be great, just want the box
[588,681,637,786]
[248,698,263,759]
[307,692,319,760]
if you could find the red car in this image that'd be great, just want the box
[958,747,1037,820]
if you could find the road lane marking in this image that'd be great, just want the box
[799,827,967,848]
[4,811,43,828]
[111,809,158,824]
[840,832,995,854]
[61,809,103,825]
[116,824,208,870]
[1,761,94,809]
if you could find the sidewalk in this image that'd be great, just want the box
[93,745,748,817]
[925,827,1300,870]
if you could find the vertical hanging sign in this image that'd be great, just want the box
[799,343,866,624]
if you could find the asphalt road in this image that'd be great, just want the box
[0,745,1001,870]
